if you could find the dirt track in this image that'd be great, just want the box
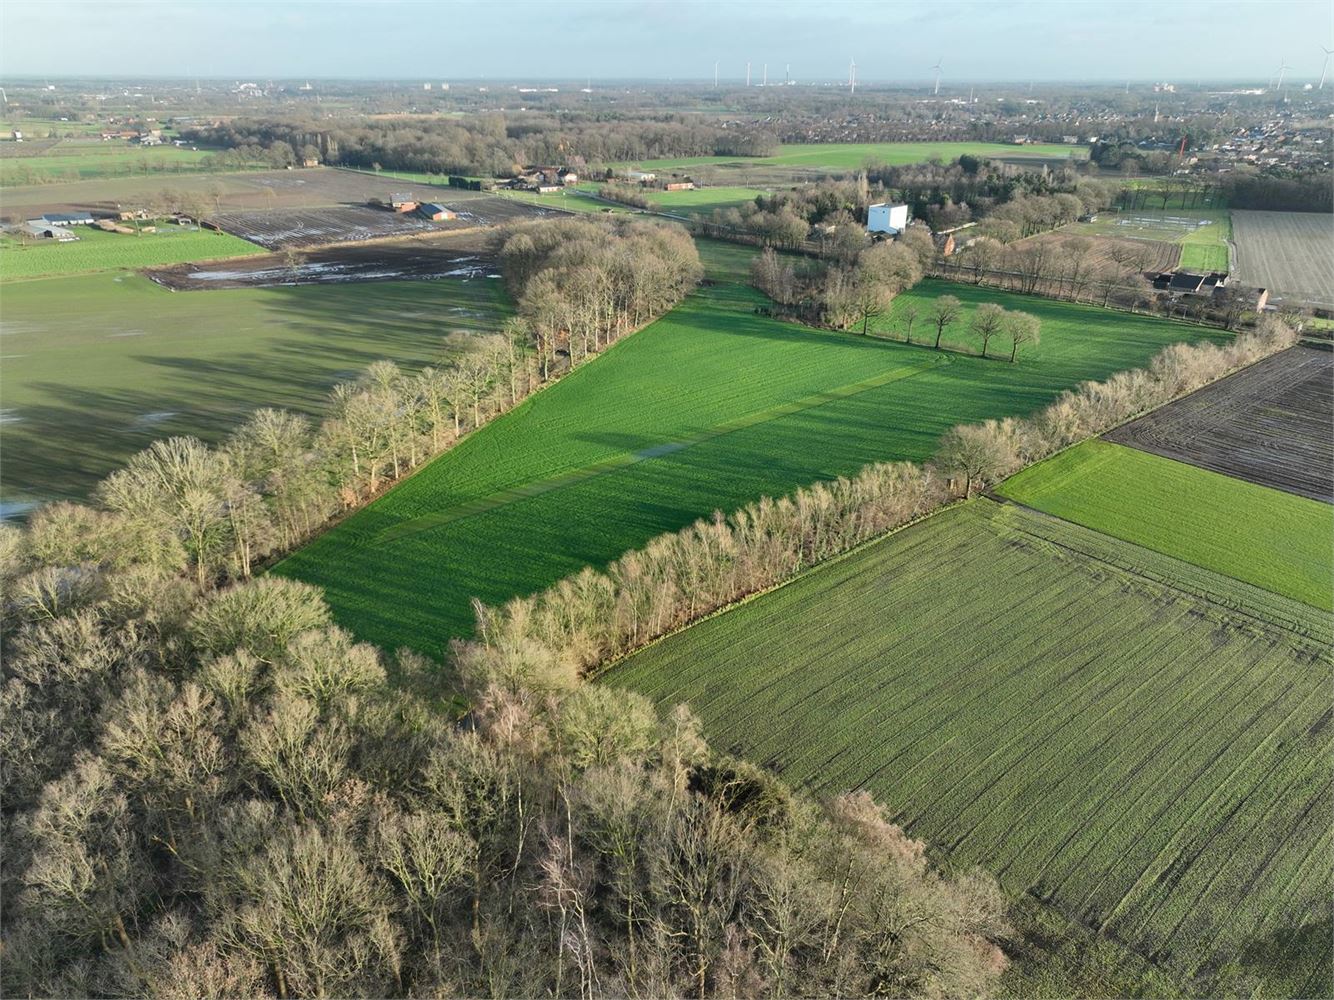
[1105,346,1334,502]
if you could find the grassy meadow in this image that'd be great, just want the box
[1,224,262,280]
[998,440,1333,609]
[643,186,769,215]
[0,271,511,505]
[618,141,1086,172]
[0,138,217,184]
[273,277,1222,653]
[609,499,1332,997]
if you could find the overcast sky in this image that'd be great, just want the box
[3,0,1331,84]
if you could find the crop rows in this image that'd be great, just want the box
[610,500,1332,995]
[274,280,1222,651]
[1105,345,1334,503]
[997,439,1334,609]
[1231,210,1334,309]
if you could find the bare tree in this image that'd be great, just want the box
[970,302,1006,358]
[1005,311,1042,362]
[929,294,962,350]
[900,301,919,344]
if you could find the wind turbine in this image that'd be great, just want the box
[713,61,718,88]
[746,62,751,87]
[931,58,943,96]
[1319,46,1333,90]
[1275,58,1290,91]
[849,57,857,95]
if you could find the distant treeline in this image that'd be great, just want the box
[185,116,779,177]
[1222,171,1333,213]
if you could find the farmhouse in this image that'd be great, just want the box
[1152,270,1229,296]
[623,170,656,183]
[664,181,696,191]
[32,212,95,227]
[21,222,79,241]
[867,202,910,235]
[387,193,419,213]
[417,202,456,221]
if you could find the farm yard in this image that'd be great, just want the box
[146,230,502,289]
[997,439,1333,609]
[1105,346,1333,502]
[0,223,262,280]
[1231,210,1334,309]
[272,277,1221,653]
[0,271,511,505]
[609,499,1332,998]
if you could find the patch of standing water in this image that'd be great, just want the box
[134,411,178,427]
[0,500,37,521]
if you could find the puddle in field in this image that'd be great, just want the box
[0,354,27,360]
[0,500,37,521]
[133,411,178,427]
[107,330,148,338]
[0,409,22,424]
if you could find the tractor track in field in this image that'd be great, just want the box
[371,354,947,546]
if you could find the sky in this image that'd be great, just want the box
[2,0,1331,84]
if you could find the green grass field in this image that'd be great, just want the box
[1,224,262,280]
[609,499,1332,997]
[617,141,1086,172]
[996,440,1333,610]
[272,278,1221,653]
[0,272,511,506]
[0,139,217,183]
[643,186,769,215]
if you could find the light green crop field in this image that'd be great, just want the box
[1,224,262,280]
[0,272,510,506]
[616,141,1086,172]
[0,139,216,183]
[997,440,1333,610]
[610,499,1333,998]
[273,278,1221,653]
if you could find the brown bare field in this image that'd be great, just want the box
[1014,231,1180,273]
[1105,346,1334,502]
[147,229,502,289]
[1231,210,1334,309]
[0,166,482,217]
[209,195,558,250]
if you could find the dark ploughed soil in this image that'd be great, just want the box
[146,233,503,290]
[1105,346,1334,503]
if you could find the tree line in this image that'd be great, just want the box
[460,315,1298,673]
[1,219,701,601]
[186,115,778,179]
[0,558,1011,998]
[2,241,1028,997]
[502,218,704,378]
